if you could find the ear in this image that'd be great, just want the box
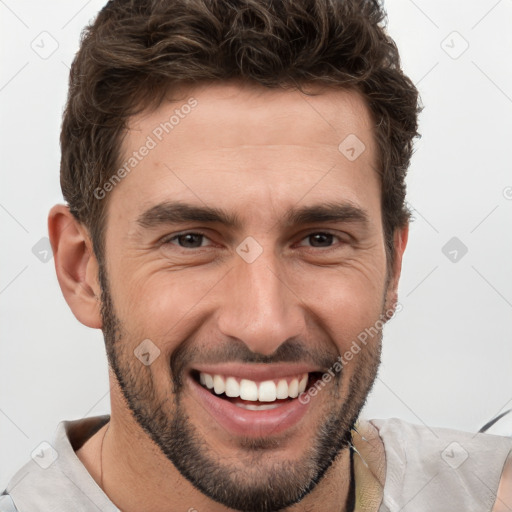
[385,224,409,316]
[48,204,102,329]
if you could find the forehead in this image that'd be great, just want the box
[108,82,380,226]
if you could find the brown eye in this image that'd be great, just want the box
[307,233,335,247]
[167,233,207,248]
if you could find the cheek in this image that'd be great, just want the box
[107,239,388,357]
[292,262,387,351]
[110,265,223,345]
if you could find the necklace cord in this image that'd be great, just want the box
[100,423,110,490]
[346,444,356,512]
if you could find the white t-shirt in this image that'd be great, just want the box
[1,415,511,511]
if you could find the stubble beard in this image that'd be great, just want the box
[98,262,383,512]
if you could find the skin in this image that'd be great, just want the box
[493,454,512,511]
[49,82,409,511]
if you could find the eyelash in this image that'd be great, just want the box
[161,230,347,250]
[162,231,213,249]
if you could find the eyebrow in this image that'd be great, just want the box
[284,202,369,227]
[136,202,241,229]
[136,200,369,230]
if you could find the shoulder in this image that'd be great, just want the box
[370,416,512,457]
[2,416,114,512]
[0,494,18,512]
[368,417,512,511]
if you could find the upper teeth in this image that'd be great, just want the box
[199,373,308,402]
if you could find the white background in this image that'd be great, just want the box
[1,0,511,488]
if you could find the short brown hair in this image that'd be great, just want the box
[60,0,420,262]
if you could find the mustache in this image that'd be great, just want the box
[170,336,340,388]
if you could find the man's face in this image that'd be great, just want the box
[99,83,398,511]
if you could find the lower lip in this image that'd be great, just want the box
[189,376,311,437]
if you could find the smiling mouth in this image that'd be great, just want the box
[192,371,322,410]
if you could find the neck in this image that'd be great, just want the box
[78,416,354,512]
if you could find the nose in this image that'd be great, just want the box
[216,251,306,356]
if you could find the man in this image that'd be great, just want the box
[2,0,511,510]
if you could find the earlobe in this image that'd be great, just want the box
[48,204,102,329]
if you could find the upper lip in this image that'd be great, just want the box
[191,363,322,382]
